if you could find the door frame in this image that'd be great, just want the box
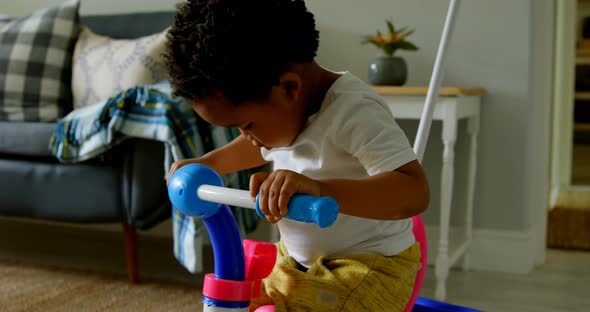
[527,0,556,266]
[550,0,576,207]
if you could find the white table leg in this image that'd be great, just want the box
[435,116,457,301]
[462,115,479,271]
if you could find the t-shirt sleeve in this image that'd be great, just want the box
[333,98,417,175]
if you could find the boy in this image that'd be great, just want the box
[164,0,429,311]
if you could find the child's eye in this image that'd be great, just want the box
[243,123,253,131]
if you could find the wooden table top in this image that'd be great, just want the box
[373,86,487,96]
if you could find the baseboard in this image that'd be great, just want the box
[547,208,590,250]
[425,226,535,274]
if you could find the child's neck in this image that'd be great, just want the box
[301,62,341,118]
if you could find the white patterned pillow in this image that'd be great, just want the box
[71,27,168,109]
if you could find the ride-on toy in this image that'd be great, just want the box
[168,162,339,311]
[168,163,479,311]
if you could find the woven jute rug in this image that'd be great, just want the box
[0,260,201,312]
[547,189,590,250]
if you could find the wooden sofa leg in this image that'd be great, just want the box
[122,223,139,284]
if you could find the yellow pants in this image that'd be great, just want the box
[250,242,421,312]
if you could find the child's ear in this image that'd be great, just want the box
[278,72,302,102]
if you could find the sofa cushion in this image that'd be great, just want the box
[0,15,11,28]
[71,27,168,109]
[0,121,55,157]
[0,0,80,122]
[0,158,123,222]
[80,12,174,39]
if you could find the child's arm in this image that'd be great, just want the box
[318,160,429,220]
[167,134,269,184]
[250,160,429,222]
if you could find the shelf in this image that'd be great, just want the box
[373,86,486,96]
[576,49,590,65]
[575,92,590,100]
[575,123,590,131]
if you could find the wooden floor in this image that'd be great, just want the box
[420,250,590,312]
[0,219,589,312]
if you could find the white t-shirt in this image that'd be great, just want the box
[261,72,417,267]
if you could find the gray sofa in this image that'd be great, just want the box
[0,12,176,283]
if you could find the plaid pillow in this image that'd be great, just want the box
[0,0,80,122]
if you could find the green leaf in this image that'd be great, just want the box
[361,35,374,45]
[403,29,415,37]
[396,40,419,51]
[383,43,397,56]
[386,20,395,34]
[396,26,409,34]
[362,38,383,49]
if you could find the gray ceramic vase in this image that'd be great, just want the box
[368,56,407,85]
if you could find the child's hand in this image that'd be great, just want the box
[250,170,321,223]
[166,158,200,185]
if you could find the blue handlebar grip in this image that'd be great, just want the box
[255,194,339,228]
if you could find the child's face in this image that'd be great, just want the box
[191,82,306,149]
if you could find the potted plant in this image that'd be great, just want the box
[362,20,418,85]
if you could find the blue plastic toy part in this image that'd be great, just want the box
[413,298,481,312]
[202,297,249,309]
[167,163,224,218]
[255,194,339,228]
[203,204,245,282]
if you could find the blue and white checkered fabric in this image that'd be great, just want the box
[50,81,203,164]
[50,80,259,273]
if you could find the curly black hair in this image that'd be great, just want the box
[164,0,320,103]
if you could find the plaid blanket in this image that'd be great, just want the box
[49,81,259,273]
